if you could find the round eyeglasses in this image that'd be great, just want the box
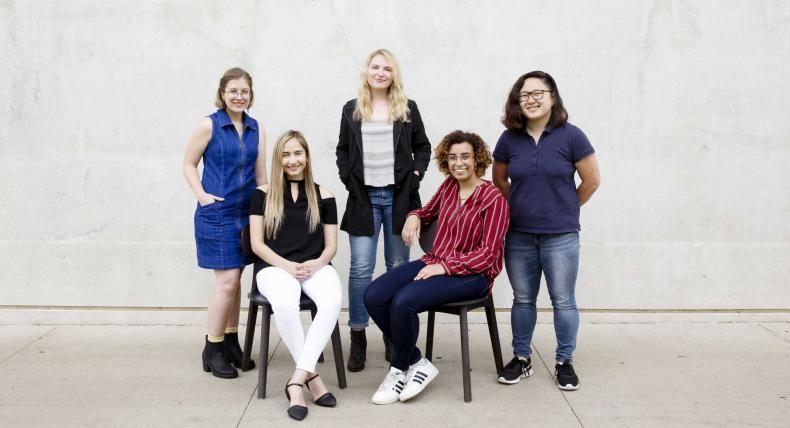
[225,89,251,98]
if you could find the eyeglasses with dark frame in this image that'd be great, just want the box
[518,90,552,102]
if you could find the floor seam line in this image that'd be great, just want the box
[237,380,256,428]
[237,336,282,425]
[535,347,584,427]
[0,326,57,365]
[758,323,790,345]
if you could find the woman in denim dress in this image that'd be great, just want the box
[183,67,267,379]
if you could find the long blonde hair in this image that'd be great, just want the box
[263,130,320,240]
[353,49,410,123]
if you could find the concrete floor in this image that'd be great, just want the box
[1,312,789,427]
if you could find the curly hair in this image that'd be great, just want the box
[434,130,492,178]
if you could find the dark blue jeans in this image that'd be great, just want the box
[364,260,489,371]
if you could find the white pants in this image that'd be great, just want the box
[257,264,342,373]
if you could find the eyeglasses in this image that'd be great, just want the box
[225,89,251,98]
[518,90,551,102]
[447,153,473,163]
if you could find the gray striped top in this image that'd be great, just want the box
[361,120,395,187]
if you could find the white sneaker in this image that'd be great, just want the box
[371,367,407,405]
[398,358,439,402]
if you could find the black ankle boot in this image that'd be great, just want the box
[384,336,392,363]
[223,332,255,371]
[347,329,367,372]
[202,336,238,379]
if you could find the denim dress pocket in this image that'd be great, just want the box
[195,202,222,240]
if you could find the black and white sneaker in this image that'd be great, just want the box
[399,358,439,401]
[372,367,407,404]
[497,356,534,385]
[555,360,580,391]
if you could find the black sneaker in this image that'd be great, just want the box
[555,360,579,390]
[497,356,534,385]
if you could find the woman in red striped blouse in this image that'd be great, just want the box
[364,130,509,404]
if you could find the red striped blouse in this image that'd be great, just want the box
[410,177,510,289]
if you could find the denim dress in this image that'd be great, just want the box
[194,109,259,269]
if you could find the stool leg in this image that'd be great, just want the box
[258,305,271,399]
[459,307,472,402]
[484,299,504,372]
[426,310,436,361]
[242,303,258,371]
[330,321,347,388]
[310,307,325,363]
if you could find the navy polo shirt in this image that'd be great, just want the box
[493,123,595,234]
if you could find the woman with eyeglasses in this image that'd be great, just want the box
[492,71,600,391]
[249,130,341,421]
[364,130,509,404]
[183,67,267,379]
[335,49,431,372]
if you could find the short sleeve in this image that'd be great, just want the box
[569,127,595,163]
[320,198,338,225]
[492,131,511,163]
[249,189,266,216]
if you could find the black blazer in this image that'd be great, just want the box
[335,98,432,236]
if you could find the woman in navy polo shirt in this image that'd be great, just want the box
[492,71,600,391]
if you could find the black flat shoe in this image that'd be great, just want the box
[284,381,308,421]
[312,392,337,408]
[305,374,337,407]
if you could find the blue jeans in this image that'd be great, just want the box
[364,260,489,370]
[505,231,580,362]
[347,186,410,329]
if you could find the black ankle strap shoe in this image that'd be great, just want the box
[284,381,308,421]
[306,374,337,407]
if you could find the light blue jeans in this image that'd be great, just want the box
[505,231,580,362]
[348,186,410,329]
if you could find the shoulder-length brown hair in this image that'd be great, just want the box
[502,70,567,132]
[214,67,254,109]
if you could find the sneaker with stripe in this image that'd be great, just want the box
[371,367,407,405]
[497,356,534,385]
[398,358,439,401]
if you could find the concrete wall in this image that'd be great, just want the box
[1,0,788,317]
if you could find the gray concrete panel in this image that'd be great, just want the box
[1,0,788,315]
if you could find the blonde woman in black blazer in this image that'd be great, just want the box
[335,48,431,372]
